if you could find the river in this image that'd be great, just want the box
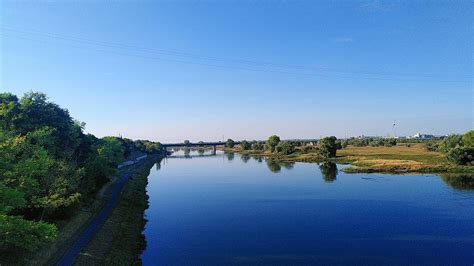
[141,150,474,265]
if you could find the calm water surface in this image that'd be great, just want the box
[141,150,474,265]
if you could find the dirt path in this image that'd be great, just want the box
[54,156,152,266]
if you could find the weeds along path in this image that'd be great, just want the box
[55,156,153,266]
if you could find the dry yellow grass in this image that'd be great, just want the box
[336,144,473,174]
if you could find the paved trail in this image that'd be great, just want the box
[57,159,148,266]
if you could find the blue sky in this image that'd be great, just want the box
[1,0,472,142]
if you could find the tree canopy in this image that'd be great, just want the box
[0,92,163,253]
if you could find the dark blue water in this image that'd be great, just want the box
[141,151,474,265]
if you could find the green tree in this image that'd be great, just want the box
[447,146,474,165]
[462,130,474,147]
[275,141,295,155]
[266,135,280,152]
[183,140,190,146]
[225,138,235,148]
[240,140,251,151]
[319,136,340,158]
[438,134,462,153]
[252,142,264,151]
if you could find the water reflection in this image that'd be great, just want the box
[241,154,250,163]
[441,175,474,190]
[319,162,338,182]
[155,157,163,170]
[265,158,281,173]
[252,155,263,163]
[225,152,235,161]
[142,151,474,265]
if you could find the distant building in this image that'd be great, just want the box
[412,133,435,139]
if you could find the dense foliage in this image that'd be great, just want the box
[0,92,162,253]
[319,136,341,158]
[225,138,235,148]
[275,141,295,155]
[439,131,473,165]
[240,140,251,151]
[266,135,280,152]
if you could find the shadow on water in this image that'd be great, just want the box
[319,162,338,183]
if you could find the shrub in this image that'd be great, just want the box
[275,141,295,155]
[447,147,474,165]
[240,140,251,151]
[225,138,235,148]
[252,142,264,151]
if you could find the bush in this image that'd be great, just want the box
[240,140,251,151]
[225,139,235,148]
[425,142,438,152]
[0,214,57,252]
[252,142,264,151]
[275,141,295,155]
[319,136,340,158]
[266,135,280,152]
[447,147,474,165]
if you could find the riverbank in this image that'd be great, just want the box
[223,143,474,175]
[8,154,157,265]
[73,156,158,265]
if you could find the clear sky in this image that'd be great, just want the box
[1,0,472,142]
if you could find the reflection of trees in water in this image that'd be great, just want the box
[225,152,235,161]
[252,156,263,163]
[266,158,281,173]
[264,159,295,173]
[184,148,191,158]
[441,175,474,190]
[155,157,163,170]
[281,162,294,170]
[197,149,205,155]
[241,154,250,163]
[319,162,338,182]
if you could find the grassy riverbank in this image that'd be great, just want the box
[223,143,474,175]
[74,156,158,265]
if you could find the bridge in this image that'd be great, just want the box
[161,139,320,153]
[162,141,241,148]
[161,141,241,155]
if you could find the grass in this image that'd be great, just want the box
[334,144,473,174]
[73,156,158,265]
[224,144,474,175]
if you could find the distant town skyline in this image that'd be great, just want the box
[1,1,472,142]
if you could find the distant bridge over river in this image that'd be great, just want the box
[162,139,320,150]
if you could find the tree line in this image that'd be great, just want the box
[223,131,473,166]
[0,92,163,253]
[224,135,342,159]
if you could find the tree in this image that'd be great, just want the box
[447,147,474,165]
[462,130,474,147]
[225,138,235,148]
[438,134,462,153]
[240,140,251,151]
[319,136,340,158]
[275,141,295,155]
[266,135,280,152]
[0,91,166,254]
[183,140,190,146]
[252,142,264,151]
